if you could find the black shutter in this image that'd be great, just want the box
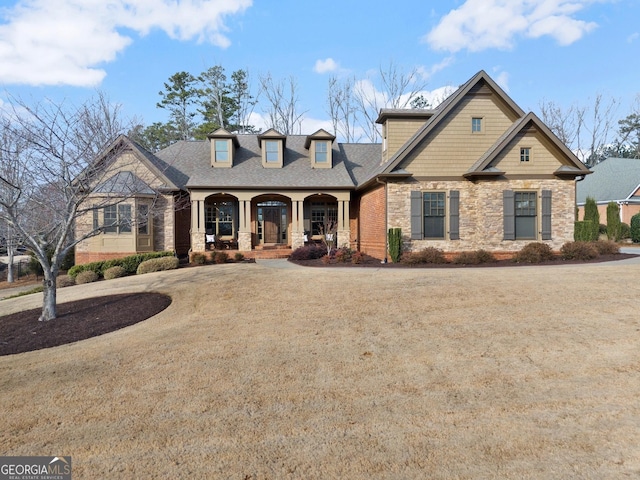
[449,190,460,240]
[503,190,515,240]
[411,191,422,239]
[541,190,552,240]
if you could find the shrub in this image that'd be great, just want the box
[560,241,599,260]
[452,249,497,265]
[334,248,353,263]
[103,265,127,280]
[512,242,554,264]
[68,251,175,278]
[574,221,595,241]
[631,213,640,243]
[75,270,99,284]
[234,252,245,262]
[583,197,600,241]
[351,251,364,264]
[388,228,402,263]
[593,240,620,255]
[212,251,228,264]
[401,247,446,265]
[321,254,331,264]
[136,256,179,275]
[56,275,75,288]
[606,202,622,241]
[620,222,630,240]
[192,253,207,265]
[289,244,327,261]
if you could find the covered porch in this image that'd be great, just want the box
[188,189,351,256]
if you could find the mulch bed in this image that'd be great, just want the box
[290,253,636,268]
[0,293,171,356]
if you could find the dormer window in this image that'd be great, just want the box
[305,129,335,169]
[208,128,238,168]
[315,141,328,163]
[265,140,280,163]
[258,129,286,168]
[214,140,229,162]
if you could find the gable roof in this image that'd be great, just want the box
[576,157,640,204]
[357,70,525,189]
[92,135,181,191]
[93,171,156,195]
[464,112,590,179]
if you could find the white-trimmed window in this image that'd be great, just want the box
[265,140,279,163]
[205,201,234,237]
[520,147,531,162]
[214,140,229,162]
[471,117,483,133]
[315,141,328,163]
[137,204,149,235]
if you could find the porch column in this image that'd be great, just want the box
[338,200,350,248]
[291,200,305,250]
[237,200,252,251]
[191,199,205,251]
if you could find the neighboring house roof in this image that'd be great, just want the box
[156,135,381,190]
[93,171,156,195]
[576,157,640,204]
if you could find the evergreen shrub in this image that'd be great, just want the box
[631,213,640,243]
[75,270,99,284]
[136,256,179,274]
[103,266,127,280]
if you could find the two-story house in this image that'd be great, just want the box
[75,70,590,264]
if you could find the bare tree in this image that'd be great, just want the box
[229,69,258,134]
[354,61,429,142]
[258,74,305,134]
[0,93,137,321]
[539,94,619,166]
[327,76,359,142]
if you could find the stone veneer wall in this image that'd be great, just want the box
[387,178,576,253]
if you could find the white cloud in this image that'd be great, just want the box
[424,0,598,53]
[628,32,639,43]
[313,58,339,74]
[0,0,252,86]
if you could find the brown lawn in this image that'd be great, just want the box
[1,260,640,479]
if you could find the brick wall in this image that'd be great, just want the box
[358,184,387,260]
[74,251,138,265]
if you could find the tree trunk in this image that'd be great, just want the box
[7,249,14,283]
[39,276,57,321]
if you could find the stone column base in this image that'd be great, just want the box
[238,231,252,251]
[291,231,305,250]
[337,229,350,249]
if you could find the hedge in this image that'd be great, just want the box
[68,251,175,278]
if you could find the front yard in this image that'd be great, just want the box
[1,261,639,478]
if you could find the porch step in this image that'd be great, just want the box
[244,248,292,259]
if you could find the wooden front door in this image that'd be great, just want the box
[263,207,280,243]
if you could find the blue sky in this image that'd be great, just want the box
[0,0,638,141]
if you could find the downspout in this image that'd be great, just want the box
[575,174,586,220]
[376,177,388,263]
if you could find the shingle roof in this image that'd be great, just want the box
[155,135,381,190]
[576,157,640,204]
[93,171,156,195]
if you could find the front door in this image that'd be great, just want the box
[263,207,280,243]
[257,200,288,245]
